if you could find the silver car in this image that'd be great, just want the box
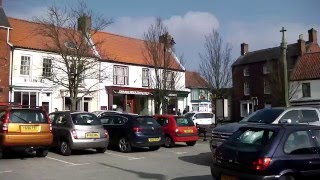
[49,111,109,156]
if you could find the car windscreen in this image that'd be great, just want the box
[225,128,277,152]
[175,117,194,126]
[71,113,101,125]
[185,113,195,119]
[196,113,213,118]
[135,117,161,127]
[240,109,284,124]
[9,109,47,123]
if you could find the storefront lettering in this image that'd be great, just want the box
[23,78,44,83]
[115,90,152,96]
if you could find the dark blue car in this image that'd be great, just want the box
[211,124,320,180]
[99,114,164,153]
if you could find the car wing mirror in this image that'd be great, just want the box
[279,119,292,124]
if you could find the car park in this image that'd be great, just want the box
[211,124,320,180]
[99,114,164,153]
[184,112,215,125]
[0,104,53,158]
[154,115,198,148]
[49,111,109,156]
[210,107,320,153]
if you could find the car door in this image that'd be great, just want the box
[100,115,116,142]
[54,113,71,143]
[300,109,320,125]
[49,113,59,147]
[156,116,170,135]
[100,115,127,145]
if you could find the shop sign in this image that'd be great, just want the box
[115,90,152,95]
[168,93,177,97]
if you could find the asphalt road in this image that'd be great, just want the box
[0,140,213,180]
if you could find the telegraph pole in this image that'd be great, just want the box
[280,27,289,107]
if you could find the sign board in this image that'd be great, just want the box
[114,90,152,96]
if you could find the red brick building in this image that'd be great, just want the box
[232,28,320,121]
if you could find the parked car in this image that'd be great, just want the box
[210,107,320,153]
[0,104,53,158]
[184,112,215,125]
[99,114,164,153]
[211,124,320,179]
[154,115,198,148]
[49,111,109,156]
[92,110,122,117]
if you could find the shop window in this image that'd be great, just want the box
[142,68,150,87]
[14,91,37,107]
[20,56,31,75]
[191,89,199,100]
[113,66,129,85]
[199,89,208,100]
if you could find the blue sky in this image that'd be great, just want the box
[4,0,320,71]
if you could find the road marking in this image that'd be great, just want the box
[175,152,188,155]
[46,156,90,166]
[105,152,145,160]
[0,170,13,174]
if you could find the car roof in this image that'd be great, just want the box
[241,123,320,131]
[271,106,320,110]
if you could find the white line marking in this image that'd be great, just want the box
[176,152,188,155]
[46,156,90,166]
[105,152,145,160]
[0,170,13,174]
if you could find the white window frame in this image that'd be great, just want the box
[165,71,174,89]
[142,68,150,87]
[243,67,250,76]
[240,101,254,117]
[20,55,31,76]
[113,65,129,85]
[244,82,250,96]
[264,80,271,94]
[42,58,52,77]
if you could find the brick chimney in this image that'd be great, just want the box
[159,32,175,48]
[78,15,91,33]
[308,28,317,44]
[241,43,248,55]
[297,34,306,56]
[0,0,2,7]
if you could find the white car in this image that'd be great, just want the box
[184,112,215,125]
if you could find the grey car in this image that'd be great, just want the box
[49,111,109,156]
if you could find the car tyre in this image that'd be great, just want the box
[149,146,160,151]
[164,136,175,148]
[279,175,295,180]
[36,149,49,157]
[0,149,3,159]
[186,141,197,146]
[60,140,72,156]
[96,147,107,153]
[118,137,132,153]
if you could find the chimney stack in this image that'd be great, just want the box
[297,34,306,56]
[308,28,317,43]
[78,15,91,33]
[159,32,175,48]
[0,0,2,7]
[241,43,248,55]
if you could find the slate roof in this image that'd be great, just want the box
[0,8,10,27]
[185,71,208,89]
[291,52,320,81]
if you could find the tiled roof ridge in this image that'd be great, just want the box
[244,43,297,55]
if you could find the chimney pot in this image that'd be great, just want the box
[297,36,306,56]
[308,28,317,43]
[241,43,248,55]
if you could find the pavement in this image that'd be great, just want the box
[0,140,213,180]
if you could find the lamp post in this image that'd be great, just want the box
[280,27,289,107]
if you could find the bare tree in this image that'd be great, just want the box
[34,2,112,110]
[143,18,183,114]
[199,30,233,101]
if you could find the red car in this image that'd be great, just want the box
[154,115,199,148]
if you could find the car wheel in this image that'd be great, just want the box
[118,137,132,153]
[0,149,3,159]
[164,136,175,148]
[36,149,49,157]
[279,175,295,180]
[96,147,107,153]
[186,141,197,146]
[149,146,160,151]
[60,140,72,156]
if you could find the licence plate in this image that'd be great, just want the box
[20,125,40,133]
[221,175,238,180]
[85,133,100,139]
[148,137,161,142]
[184,129,193,133]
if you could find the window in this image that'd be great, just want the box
[165,71,174,89]
[264,80,271,94]
[240,101,254,117]
[244,82,250,95]
[241,109,284,123]
[14,91,37,107]
[284,131,315,154]
[243,67,249,76]
[263,63,270,74]
[134,117,161,127]
[157,117,169,126]
[20,56,30,75]
[142,68,150,87]
[42,58,52,77]
[175,117,194,126]
[113,66,129,85]
[300,110,319,123]
[302,83,311,97]
[195,113,213,119]
[191,89,199,100]
[9,110,47,123]
[199,89,208,100]
[279,110,300,124]
[100,116,127,125]
[56,114,68,126]
[71,113,101,125]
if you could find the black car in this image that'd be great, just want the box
[99,114,165,153]
[211,124,320,180]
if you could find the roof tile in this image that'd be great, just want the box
[292,52,320,81]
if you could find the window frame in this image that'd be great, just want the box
[283,130,317,155]
[42,58,52,77]
[264,80,271,94]
[263,63,270,74]
[142,68,150,87]
[302,83,311,98]
[113,65,129,85]
[20,55,31,76]
[243,67,250,76]
[244,82,250,96]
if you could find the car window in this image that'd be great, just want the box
[284,131,316,154]
[279,110,300,124]
[311,130,320,146]
[49,114,56,125]
[0,111,6,122]
[196,113,213,119]
[226,128,276,152]
[175,117,194,126]
[100,116,114,124]
[185,113,195,119]
[241,109,284,123]
[55,114,68,126]
[300,110,319,123]
[135,117,160,127]
[71,113,101,125]
[157,117,169,126]
[9,110,47,123]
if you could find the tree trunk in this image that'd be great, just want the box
[71,97,77,111]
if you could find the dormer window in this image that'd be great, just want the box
[243,67,250,76]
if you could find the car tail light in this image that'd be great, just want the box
[71,129,78,139]
[104,129,109,138]
[2,111,9,133]
[133,127,143,133]
[252,157,272,171]
[44,112,52,132]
